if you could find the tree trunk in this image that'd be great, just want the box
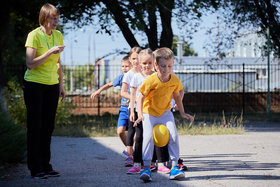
[146,1,158,50]
[102,0,140,48]
[158,0,174,48]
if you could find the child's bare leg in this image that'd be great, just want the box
[127,146,133,156]
[117,126,127,146]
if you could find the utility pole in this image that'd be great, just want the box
[177,39,183,64]
[217,16,220,57]
[70,42,74,93]
[87,34,91,71]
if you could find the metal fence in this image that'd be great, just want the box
[3,62,280,114]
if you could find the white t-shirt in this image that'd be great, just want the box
[122,69,137,94]
[130,72,153,110]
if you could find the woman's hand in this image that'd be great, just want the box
[51,45,65,54]
[59,85,66,101]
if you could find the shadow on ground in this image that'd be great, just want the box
[243,122,280,132]
[179,153,280,181]
[0,137,185,187]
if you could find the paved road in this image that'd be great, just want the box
[1,122,280,186]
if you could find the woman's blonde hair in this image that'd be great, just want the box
[39,3,60,26]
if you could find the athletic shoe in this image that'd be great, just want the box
[178,158,188,171]
[127,166,140,174]
[150,164,157,172]
[31,172,48,179]
[46,170,60,177]
[178,163,188,171]
[157,165,170,174]
[169,166,185,180]
[140,167,152,182]
[125,156,133,167]
[122,150,129,158]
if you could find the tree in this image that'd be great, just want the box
[0,0,49,87]
[59,0,174,50]
[205,0,280,58]
[172,36,198,56]
[58,0,218,51]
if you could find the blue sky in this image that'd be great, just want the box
[61,14,217,65]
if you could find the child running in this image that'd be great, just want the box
[127,49,171,175]
[90,56,131,155]
[121,46,142,167]
[134,47,194,182]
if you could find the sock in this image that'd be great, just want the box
[172,160,178,168]
[134,162,140,169]
[158,162,164,167]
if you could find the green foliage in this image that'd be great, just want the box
[172,36,198,56]
[2,79,26,128]
[0,106,26,164]
[56,99,76,126]
[175,111,244,135]
[53,112,244,137]
[54,113,118,137]
[63,65,95,92]
[2,79,75,128]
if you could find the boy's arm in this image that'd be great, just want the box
[134,93,145,127]
[179,89,184,100]
[90,82,113,99]
[129,87,137,122]
[120,82,131,99]
[173,89,184,111]
[173,92,194,122]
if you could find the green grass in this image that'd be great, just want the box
[54,111,248,137]
[175,111,244,135]
[54,113,118,137]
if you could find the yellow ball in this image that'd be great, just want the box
[153,124,169,147]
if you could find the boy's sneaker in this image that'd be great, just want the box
[178,163,188,171]
[178,158,188,171]
[150,164,157,172]
[140,167,152,182]
[169,166,185,180]
[46,170,60,177]
[122,150,129,158]
[127,166,140,174]
[31,172,48,179]
[125,156,133,167]
[157,165,170,174]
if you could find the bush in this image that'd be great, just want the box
[55,99,76,126]
[2,79,75,128]
[2,79,26,128]
[0,106,26,164]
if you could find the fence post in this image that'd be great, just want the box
[266,27,271,117]
[97,63,100,116]
[242,63,245,114]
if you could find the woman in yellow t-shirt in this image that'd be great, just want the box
[23,3,65,179]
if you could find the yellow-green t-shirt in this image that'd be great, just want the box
[24,27,64,85]
[138,72,183,117]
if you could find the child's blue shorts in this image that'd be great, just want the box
[117,107,129,128]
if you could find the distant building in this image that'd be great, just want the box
[173,57,279,92]
[233,32,265,57]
